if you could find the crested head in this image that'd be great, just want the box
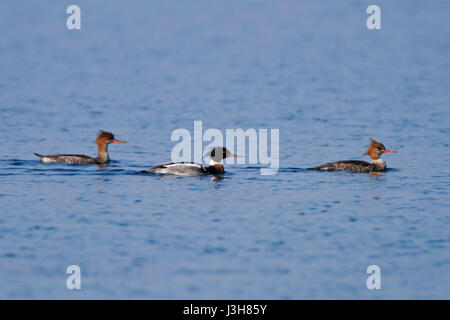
[96,130,115,144]
[365,138,397,160]
[93,130,125,161]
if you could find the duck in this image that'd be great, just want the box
[141,147,240,176]
[308,139,397,173]
[34,130,126,164]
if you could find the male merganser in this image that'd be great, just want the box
[141,147,240,176]
[308,139,397,173]
[34,130,126,164]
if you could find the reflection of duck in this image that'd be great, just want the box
[34,130,126,164]
[141,147,240,176]
[308,139,397,173]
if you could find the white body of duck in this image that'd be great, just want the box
[142,147,239,176]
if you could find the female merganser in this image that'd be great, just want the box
[141,147,240,176]
[308,139,397,173]
[34,130,126,164]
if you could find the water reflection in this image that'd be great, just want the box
[96,163,110,170]
[369,172,384,177]
[210,175,224,182]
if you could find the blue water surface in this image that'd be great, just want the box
[0,0,449,299]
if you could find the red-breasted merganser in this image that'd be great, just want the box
[308,139,397,173]
[141,147,240,176]
[34,130,126,164]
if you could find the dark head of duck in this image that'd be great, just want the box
[209,147,240,163]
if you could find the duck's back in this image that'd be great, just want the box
[142,162,207,176]
[34,153,98,164]
[308,160,376,173]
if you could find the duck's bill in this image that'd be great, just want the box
[383,150,397,153]
[229,154,242,158]
[112,140,126,143]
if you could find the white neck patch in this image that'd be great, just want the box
[372,158,385,165]
[209,158,222,166]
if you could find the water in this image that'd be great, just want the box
[0,0,449,299]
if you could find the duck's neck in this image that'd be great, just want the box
[371,157,386,169]
[96,143,110,163]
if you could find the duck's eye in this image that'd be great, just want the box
[377,147,382,151]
